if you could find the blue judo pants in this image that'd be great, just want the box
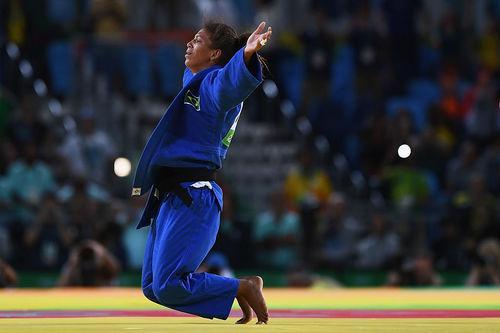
[141,185,239,319]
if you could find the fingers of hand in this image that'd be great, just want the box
[254,21,266,35]
[259,28,272,47]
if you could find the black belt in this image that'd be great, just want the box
[152,166,217,206]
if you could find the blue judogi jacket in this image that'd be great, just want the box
[132,47,263,229]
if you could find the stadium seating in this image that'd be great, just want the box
[154,43,184,98]
[122,45,153,95]
[46,41,75,96]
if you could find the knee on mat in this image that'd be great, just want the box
[152,279,191,306]
[142,285,158,303]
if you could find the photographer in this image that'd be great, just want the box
[24,192,71,269]
[57,239,120,287]
[0,259,17,288]
[466,239,500,286]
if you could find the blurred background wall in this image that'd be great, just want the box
[0,0,499,288]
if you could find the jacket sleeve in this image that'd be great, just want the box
[201,47,263,112]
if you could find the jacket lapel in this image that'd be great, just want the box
[131,65,221,196]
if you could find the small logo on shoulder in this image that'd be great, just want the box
[184,90,201,111]
[132,188,141,196]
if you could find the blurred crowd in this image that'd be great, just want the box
[0,0,499,288]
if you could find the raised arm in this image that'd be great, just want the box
[202,22,272,112]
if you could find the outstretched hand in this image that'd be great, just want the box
[244,22,272,63]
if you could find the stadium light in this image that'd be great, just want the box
[63,115,76,132]
[6,43,20,60]
[114,157,132,177]
[33,79,48,97]
[296,116,312,135]
[280,100,296,118]
[19,60,33,78]
[48,99,63,116]
[262,80,278,98]
[398,144,411,159]
[314,135,330,153]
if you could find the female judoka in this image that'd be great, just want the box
[131,21,272,324]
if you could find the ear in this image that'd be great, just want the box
[210,49,222,63]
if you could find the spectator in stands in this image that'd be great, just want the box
[284,147,332,259]
[452,173,498,250]
[446,141,480,193]
[387,252,442,286]
[0,259,17,288]
[212,182,252,268]
[195,0,238,28]
[0,89,15,139]
[40,132,71,185]
[477,17,500,72]
[63,177,108,242]
[122,195,149,270]
[300,6,334,116]
[467,238,500,286]
[90,0,127,39]
[24,192,71,269]
[286,264,341,288]
[478,136,500,195]
[426,104,456,153]
[0,142,56,207]
[254,0,293,35]
[413,127,450,182]
[284,148,331,204]
[6,95,47,147]
[0,141,17,176]
[197,252,234,279]
[58,110,117,184]
[0,220,12,264]
[438,66,465,130]
[355,212,400,269]
[382,0,419,89]
[437,7,464,68]
[317,193,364,268]
[253,190,301,269]
[432,219,470,271]
[350,0,387,105]
[381,158,430,211]
[462,68,499,145]
[360,111,393,175]
[2,0,27,46]
[58,239,120,286]
[127,0,202,31]
[95,208,128,268]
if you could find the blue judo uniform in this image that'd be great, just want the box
[132,47,263,319]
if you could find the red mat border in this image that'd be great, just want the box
[1,309,500,319]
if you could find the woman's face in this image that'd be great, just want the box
[185,29,218,73]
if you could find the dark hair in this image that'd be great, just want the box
[203,21,249,66]
[203,21,267,71]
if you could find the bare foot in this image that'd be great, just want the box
[237,276,268,324]
[235,295,252,324]
[235,276,259,324]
